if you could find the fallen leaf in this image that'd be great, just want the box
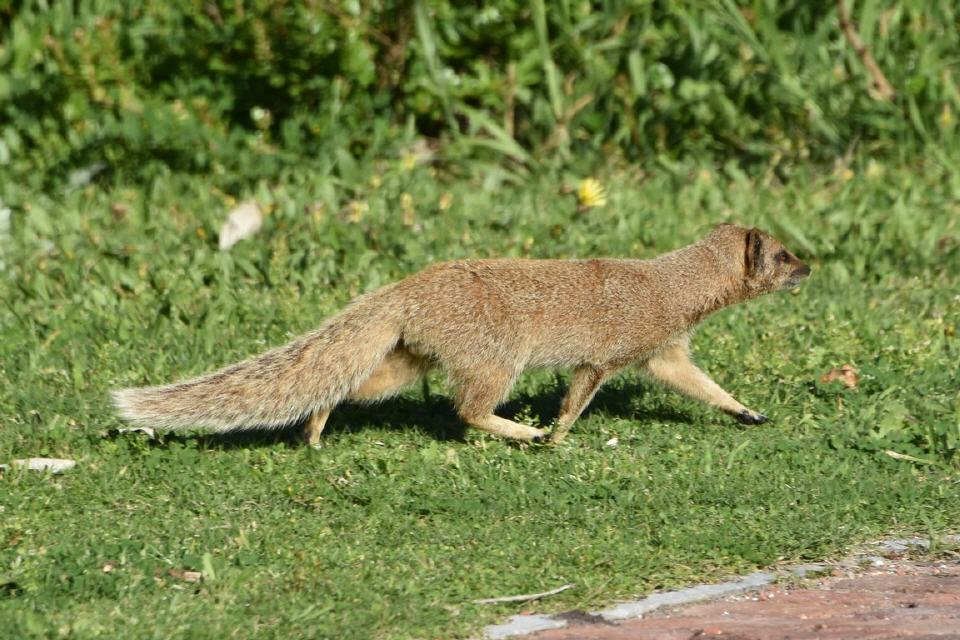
[168,569,203,582]
[218,200,263,250]
[820,364,859,389]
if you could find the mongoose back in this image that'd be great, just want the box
[113,224,811,445]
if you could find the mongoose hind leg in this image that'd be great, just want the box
[303,410,330,448]
[643,341,767,424]
[549,365,609,444]
[452,365,546,442]
[466,414,547,442]
[349,346,428,401]
[305,347,428,448]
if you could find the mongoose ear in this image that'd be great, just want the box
[744,228,764,276]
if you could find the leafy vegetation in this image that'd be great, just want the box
[3,0,960,191]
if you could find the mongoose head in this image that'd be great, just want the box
[740,226,811,294]
[705,224,811,298]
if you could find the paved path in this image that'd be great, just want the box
[484,539,960,640]
[528,560,960,639]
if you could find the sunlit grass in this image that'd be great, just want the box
[1,157,959,638]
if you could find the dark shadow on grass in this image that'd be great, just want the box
[501,376,697,427]
[141,376,698,451]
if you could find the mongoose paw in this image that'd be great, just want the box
[736,410,769,425]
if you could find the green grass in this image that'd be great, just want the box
[2,157,960,638]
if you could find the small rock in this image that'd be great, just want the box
[115,427,156,438]
[9,458,76,474]
[67,163,106,189]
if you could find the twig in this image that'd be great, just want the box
[884,450,936,465]
[836,0,895,101]
[318,1,393,47]
[504,62,516,139]
[473,583,574,605]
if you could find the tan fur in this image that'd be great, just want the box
[113,225,810,445]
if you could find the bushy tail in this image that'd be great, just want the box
[112,290,402,431]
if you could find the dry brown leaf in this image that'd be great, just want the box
[820,364,859,389]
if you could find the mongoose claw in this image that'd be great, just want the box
[736,410,769,425]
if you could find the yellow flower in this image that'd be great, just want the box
[400,192,415,226]
[866,160,884,180]
[342,200,368,223]
[577,178,607,210]
[438,192,453,211]
[401,151,417,171]
[940,103,954,129]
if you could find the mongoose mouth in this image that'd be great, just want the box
[783,265,812,289]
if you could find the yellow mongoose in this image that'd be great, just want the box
[114,224,810,445]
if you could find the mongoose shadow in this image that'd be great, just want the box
[145,376,694,451]
[146,394,463,450]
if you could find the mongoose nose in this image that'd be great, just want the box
[795,264,811,277]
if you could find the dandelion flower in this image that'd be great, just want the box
[577,178,607,210]
[401,151,417,171]
[941,103,954,129]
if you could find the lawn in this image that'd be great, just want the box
[2,157,959,638]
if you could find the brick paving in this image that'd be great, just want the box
[527,561,960,640]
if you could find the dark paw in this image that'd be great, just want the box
[736,410,769,425]
[531,434,547,444]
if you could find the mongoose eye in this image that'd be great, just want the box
[775,250,789,264]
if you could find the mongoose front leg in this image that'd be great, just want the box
[549,365,608,444]
[303,409,331,448]
[644,342,768,425]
